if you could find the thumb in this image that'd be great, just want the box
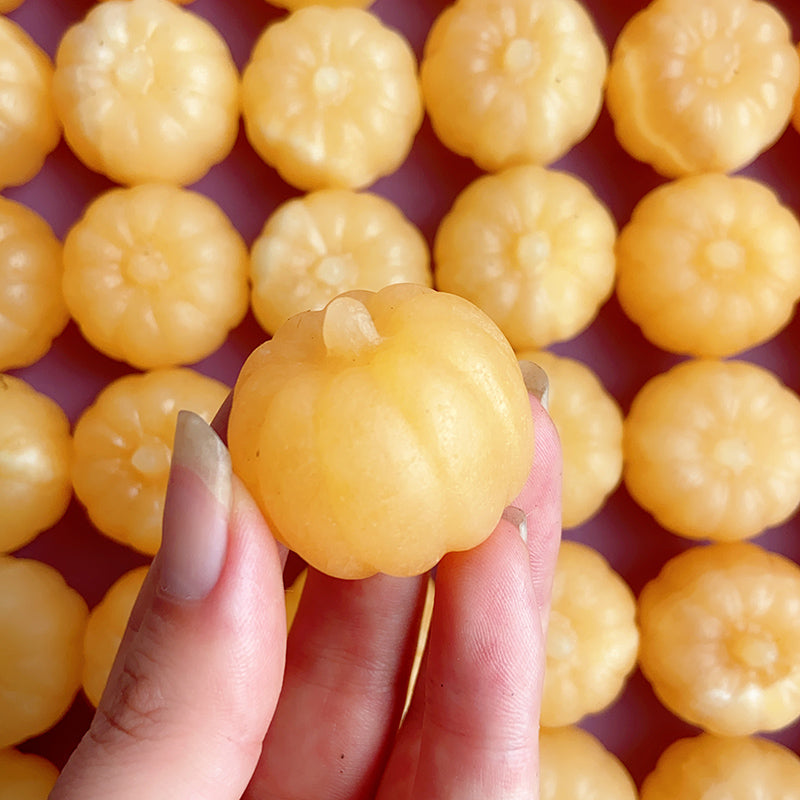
[52,411,286,800]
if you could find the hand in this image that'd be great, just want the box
[50,367,561,800]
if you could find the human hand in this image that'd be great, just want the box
[50,364,561,800]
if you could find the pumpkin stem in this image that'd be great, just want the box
[322,295,382,358]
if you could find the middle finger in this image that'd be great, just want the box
[244,567,428,800]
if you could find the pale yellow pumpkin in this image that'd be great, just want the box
[228,284,534,579]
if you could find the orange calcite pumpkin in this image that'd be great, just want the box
[228,284,534,579]
[81,566,149,708]
[0,556,88,748]
[606,0,799,178]
[0,748,58,800]
[640,732,800,799]
[0,15,60,190]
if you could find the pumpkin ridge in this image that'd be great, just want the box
[369,343,511,551]
[315,361,446,571]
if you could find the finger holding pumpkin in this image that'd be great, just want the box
[249,396,558,799]
[402,510,543,799]
[378,388,561,799]
[246,567,428,799]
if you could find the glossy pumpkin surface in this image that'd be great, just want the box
[606,0,799,177]
[638,542,800,736]
[0,556,87,749]
[52,0,240,186]
[539,726,637,800]
[640,733,800,800]
[228,283,534,579]
[0,198,67,372]
[0,15,60,189]
[81,566,149,708]
[0,748,58,800]
[241,6,423,191]
[0,375,72,554]
[623,359,800,542]
[71,368,229,555]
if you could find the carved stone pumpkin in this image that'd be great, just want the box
[228,283,533,579]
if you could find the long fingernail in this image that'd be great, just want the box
[518,360,549,411]
[159,410,231,601]
[502,505,528,543]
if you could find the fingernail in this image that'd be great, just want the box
[502,505,528,543]
[518,360,549,411]
[159,410,232,601]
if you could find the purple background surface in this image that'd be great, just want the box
[5,0,800,785]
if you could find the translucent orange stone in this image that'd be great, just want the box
[638,543,800,736]
[641,733,800,799]
[228,284,534,579]
[518,350,622,528]
[0,556,88,748]
[62,184,249,370]
[421,0,607,171]
[0,15,60,189]
[616,174,800,357]
[82,566,148,707]
[0,748,58,800]
[241,6,423,191]
[0,198,68,371]
[624,359,800,542]
[250,189,431,335]
[606,0,800,177]
[0,376,72,554]
[434,165,616,350]
[72,368,229,555]
[539,726,637,800]
[53,0,240,185]
[792,42,800,138]
[0,1,26,11]
[541,541,639,727]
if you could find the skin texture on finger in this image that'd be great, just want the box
[516,397,562,633]
[377,641,429,799]
[244,569,429,800]
[51,477,287,800]
[380,517,543,800]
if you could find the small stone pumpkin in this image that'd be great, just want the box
[228,283,534,579]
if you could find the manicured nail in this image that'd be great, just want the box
[159,410,232,601]
[502,505,528,543]
[518,360,549,411]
